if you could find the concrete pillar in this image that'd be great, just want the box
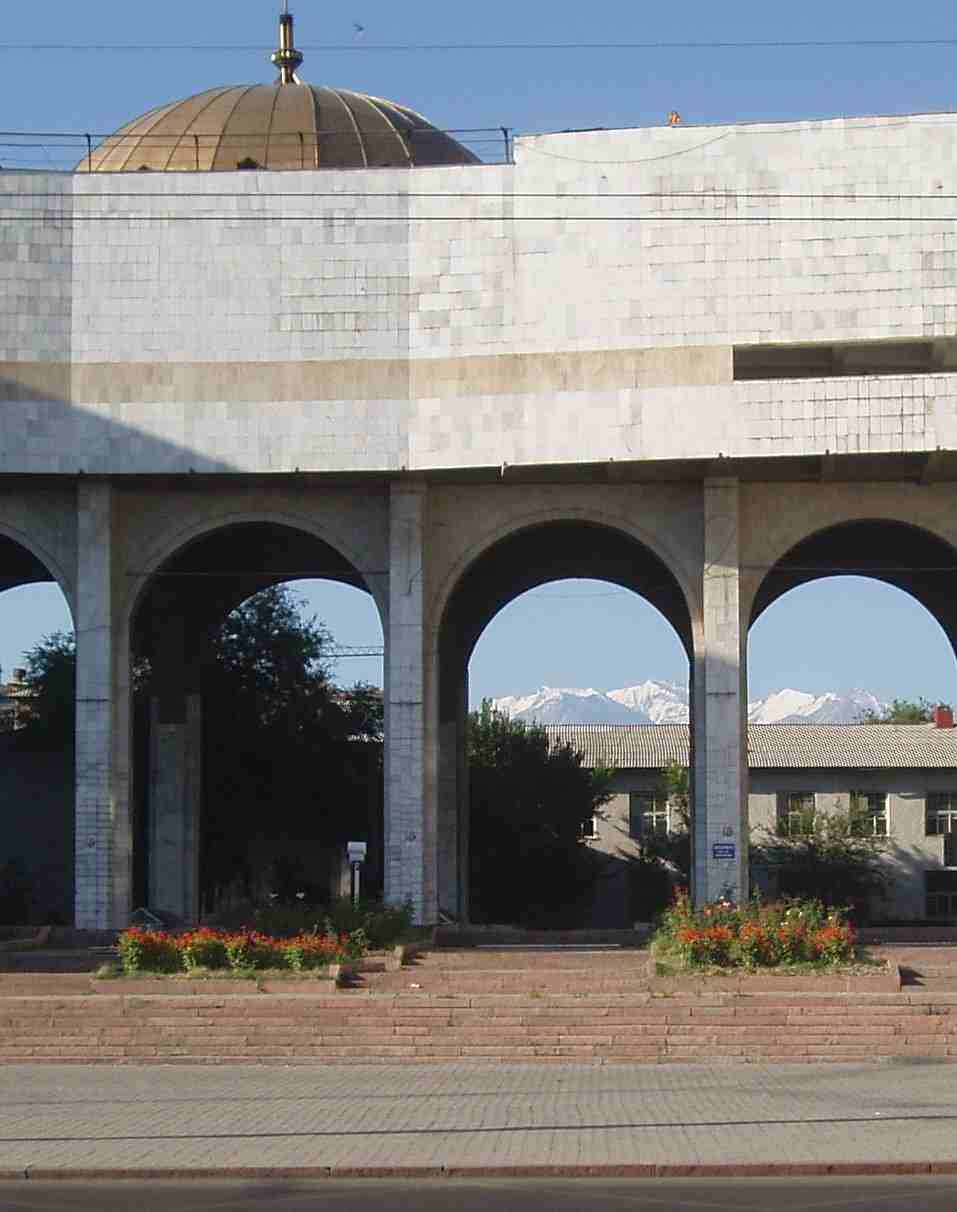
[384,482,433,923]
[147,694,201,922]
[145,598,202,923]
[693,477,749,906]
[437,663,469,921]
[74,481,131,929]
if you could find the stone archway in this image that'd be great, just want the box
[0,530,76,924]
[131,520,386,922]
[434,518,695,923]
[749,520,957,655]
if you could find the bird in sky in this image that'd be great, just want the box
[353,22,366,37]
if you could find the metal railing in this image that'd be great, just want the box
[0,128,513,173]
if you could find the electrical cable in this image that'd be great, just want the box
[8,190,957,201]
[3,38,957,52]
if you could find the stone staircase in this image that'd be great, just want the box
[0,945,956,1065]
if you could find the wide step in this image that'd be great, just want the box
[1,991,955,1063]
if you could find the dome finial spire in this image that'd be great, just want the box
[271,4,304,84]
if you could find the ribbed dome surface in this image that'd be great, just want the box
[83,83,481,172]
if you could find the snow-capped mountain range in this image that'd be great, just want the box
[491,682,887,726]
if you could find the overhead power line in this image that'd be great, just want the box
[3,37,957,52]
[12,213,957,223]
[8,190,957,202]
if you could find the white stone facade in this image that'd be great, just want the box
[3,112,957,926]
[3,113,957,477]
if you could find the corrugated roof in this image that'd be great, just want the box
[546,723,957,771]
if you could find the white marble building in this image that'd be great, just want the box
[3,12,957,926]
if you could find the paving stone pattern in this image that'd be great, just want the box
[0,1062,956,1174]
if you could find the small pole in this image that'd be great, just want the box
[86,133,93,172]
[298,130,305,169]
[194,134,200,171]
[501,126,512,165]
[351,862,361,906]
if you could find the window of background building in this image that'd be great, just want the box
[926,793,957,838]
[851,791,888,837]
[580,816,599,840]
[776,791,815,837]
[629,793,669,839]
[926,870,957,918]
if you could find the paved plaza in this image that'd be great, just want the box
[0,1062,954,1177]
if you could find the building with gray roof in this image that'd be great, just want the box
[547,721,957,926]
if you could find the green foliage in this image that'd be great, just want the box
[116,928,181,974]
[208,585,332,729]
[751,803,890,914]
[179,931,229,972]
[628,762,692,922]
[653,892,857,969]
[858,697,934,724]
[208,895,414,950]
[467,701,612,928]
[660,762,690,829]
[320,897,413,948]
[15,587,385,909]
[186,585,384,906]
[116,926,366,975]
[12,632,76,748]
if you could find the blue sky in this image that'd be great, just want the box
[3,0,957,704]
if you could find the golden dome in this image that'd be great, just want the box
[81,13,480,173]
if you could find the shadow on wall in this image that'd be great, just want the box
[0,734,73,924]
[0,375,240,476]
[0,373,306,927]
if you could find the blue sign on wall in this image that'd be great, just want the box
[712,843,736,860]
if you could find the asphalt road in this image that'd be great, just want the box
[1,1177,957,1212]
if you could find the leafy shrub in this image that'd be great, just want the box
[774,920,810,963]
[810,924,856,963]
[322,899,414,949]
[676,924,733,966]
[178,928,229,971]
[208,897,415,949]
[221,932,285,971]
[281,933,348,972]
[737,922,774,968]
[653,890,856,970]
[117,928,181,974]
[115,926,367,975]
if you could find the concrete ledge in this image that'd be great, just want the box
[434,928,649,948]
[860,927,957,944]
[0,928,50,953]
[386,942,432,972]
[644,958,901,993]
[2,1160,957,1180]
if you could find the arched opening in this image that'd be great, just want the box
[0,536,75,925]
[748,520,957,922]
[750,578,957,713]
[437,520,693,928]
[132,522,385,924]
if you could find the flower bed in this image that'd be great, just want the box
[652,891,857,970]
[116,926,366,976]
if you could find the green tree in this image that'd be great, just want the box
[858,697,935,724]
[467,701,612,928]
[750,801,890,916]
[628,761,691,922]
[12,589,385,907]
[11,631,76,747]
[199,586,383,904]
